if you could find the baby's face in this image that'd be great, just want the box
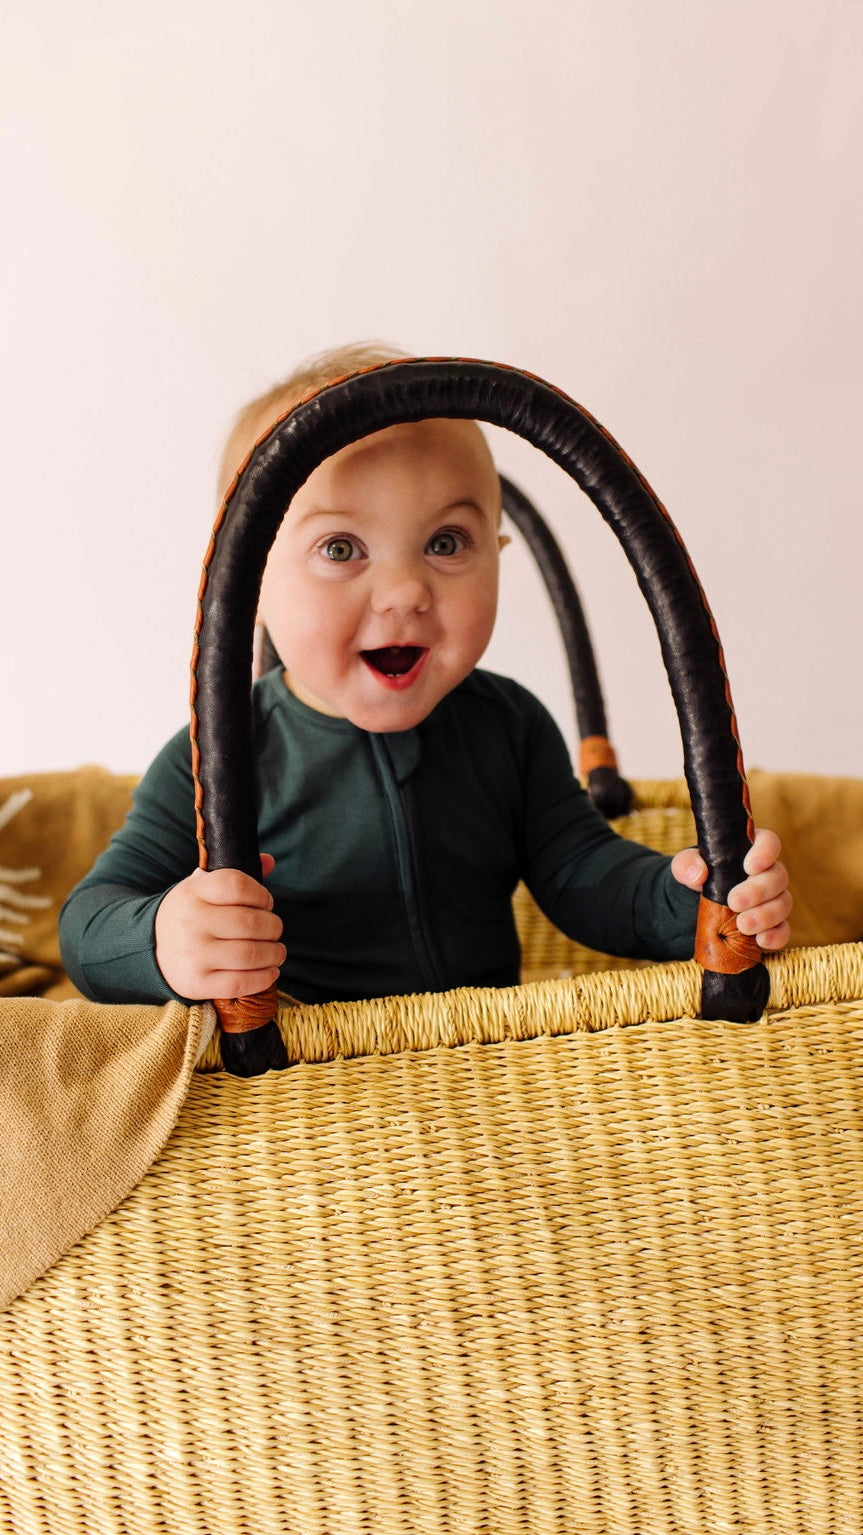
[257,418,504,731]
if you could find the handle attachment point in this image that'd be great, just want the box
[695,896,762,975]
[214,986,289,1076]
[579,735,619,775]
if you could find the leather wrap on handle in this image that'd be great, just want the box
[500,475,633,819]
[193,357,768,1074]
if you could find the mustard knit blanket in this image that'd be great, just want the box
[0,993,212,1309]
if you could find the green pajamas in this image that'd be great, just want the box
[60,669,698,1006]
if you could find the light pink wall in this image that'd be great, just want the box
[2,0,861,779]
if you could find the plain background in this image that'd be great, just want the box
[2,0,861,783]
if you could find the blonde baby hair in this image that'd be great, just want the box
[217,341,408,501]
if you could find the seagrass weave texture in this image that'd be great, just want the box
[3,944,863,1535]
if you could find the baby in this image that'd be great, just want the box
[60,343,791,1007]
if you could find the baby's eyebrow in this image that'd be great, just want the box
[424,497,500,524]
[292,497,495,525]
[438,498,489,516]
[289,504,354,526]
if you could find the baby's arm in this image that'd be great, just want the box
[154,854,286,1001]
[671,827,792,951]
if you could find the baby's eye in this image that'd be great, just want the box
[426,529,467,557]
[321,536,361,563]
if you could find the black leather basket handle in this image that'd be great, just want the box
[499,474,633,819]
[192,357,769,1076]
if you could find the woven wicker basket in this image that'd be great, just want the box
[3,947,862,1535]
[1,360,858,1535]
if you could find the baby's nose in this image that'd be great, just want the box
[370,562,432,615]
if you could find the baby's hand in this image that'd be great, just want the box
[671,827,792,952]
[154,853,285,999]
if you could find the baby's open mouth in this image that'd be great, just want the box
[361,645,426,678]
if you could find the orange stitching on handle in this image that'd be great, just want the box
[579,736,619,776]
[214,986,278,1035]
[190,500,232,871]
[695,896,761,974]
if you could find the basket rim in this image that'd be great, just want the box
[193,942,863,1072]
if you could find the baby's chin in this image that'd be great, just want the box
[344,681,456,734]
[343,698,442,733]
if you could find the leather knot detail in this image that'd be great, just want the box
[214,985,278,1035]
[579,735,618,776]
[695,897,761,975]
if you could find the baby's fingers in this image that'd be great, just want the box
[207,942,287,998]
[728,862,790,912]
[205,902,283,945]
[194,866,274,911]
[728,866,792,952]
[742,827,782,876]
[212,969,284,999]
[733,896,792,947]
[670,847,708,891]
[725,827,792,953]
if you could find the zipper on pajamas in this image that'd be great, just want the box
[369,734,445,993]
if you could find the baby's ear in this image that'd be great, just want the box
[498,533,512,552]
